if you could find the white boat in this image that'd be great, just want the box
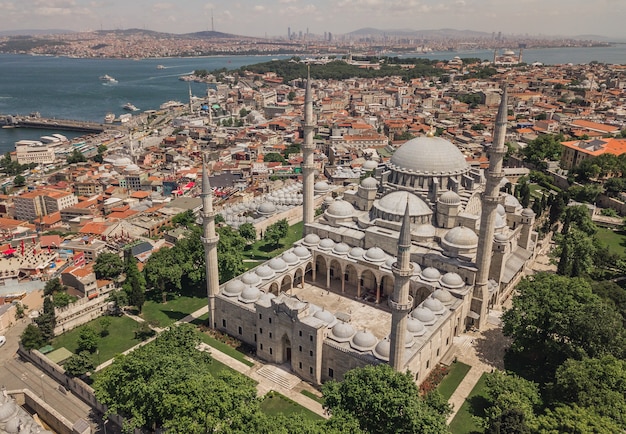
[123,102,139,112]
[99,74,118,83]
[104,113,115,123]
[156,65,166,70]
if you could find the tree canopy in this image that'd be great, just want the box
[93,252,124,280]
[521,134,563,168]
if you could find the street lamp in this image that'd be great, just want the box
[103,418,109,434]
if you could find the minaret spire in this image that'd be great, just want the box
[201,155,220,328]
[301,66,315,235]
[472,83,508,330]
[389,199,414,370]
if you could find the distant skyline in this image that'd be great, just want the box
[3,0,626,39]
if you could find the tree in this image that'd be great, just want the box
[522,134,563,168]
[322,364,449,434]
[276,218,289,237]
[99,316,112,337]
[549,194,566,226]
[20,324,46,350]
[532,404,622,434]
[66,148,86,164]
[44,277,64,296]
[263,224,283,248]
[143,247,182,302]
[554,228,595,277]
[34,296,56,342]
[287,90,296,101]
[171,210,196,228]
[64,351,95,377]
[519,182,531,208]
[14,302,27,319]
[13,174,26,187]
[93,252,124,280]
[52,291,77,308]
[77,326,99,353]
[239,223,257,244]
[482,371,542,431]
[263,152,285,163]
[124,254,146,312]
[216,226,246,283]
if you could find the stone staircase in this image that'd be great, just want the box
[256,365,301,390]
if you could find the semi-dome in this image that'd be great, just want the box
[302,233,320,246]
[390,136,469,174]
[411,306,436,325]
[433,288,454,304]
[326,200,355,217]
[373,338,390,360]
[360,176,378,189]
[439,190,462,205]
[268,257,288,272]
[440,272,464,289]
[319,238,336,250]
[282,252,299,265]
[424,296,446,314]
[348,247,365,259]
[314,309,337,326]
[421,267,441,281]
[332,242,351,255]
[223,279,245,297]
[239,286,261,303]
[376,191,431,217]
[293,246,312,258]
[443,226,478,248]
[241,272,261,286]
[330,322,356,342]
[364,247,386,263]
[407,317,426,335]
[350,330,378,351]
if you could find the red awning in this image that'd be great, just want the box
[2,248,16,255]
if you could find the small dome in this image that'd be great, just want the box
[411,262,422,275]
[362,160,378,171]
[258,292,276,304]
[411,306,436,325]
[421,267,441,281]
[438,190,461,205]
[364,247,386,262]
[360,176,378,189]
[443,226,478,248]
[405,332,415,347]
[330,322,356,342]
[241,273,261,286]
[314,181,330,192]
[314,309,337,326]
[326,200,355,217]
[496,203,506,216]
[350,330,378,351]
[324,196,335,206]
[282,252,299,265]
[440,272,464,289]
[239,286,261,303]
[332,242,351,255]
[223,279,244,297]
[373,338,390,360]
[4,417,20,433]
[407,317,426,335]
[319,238,336,250]
[258,202,277,215]
[504,194,522,210]
[495,233,509,243]
[348,247,365,259]
[384,257,396,268]
[522,208,535,217]
[424,296,446,314]
[255,265,275,279]
[293,246,312,258]
[268,257,288,272]
[302,233,321,246]
[433,288,454,304]
[414,223,436,239]
[495,213,507,229]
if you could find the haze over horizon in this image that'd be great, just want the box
[2,0,625,40]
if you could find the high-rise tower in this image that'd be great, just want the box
[389,202,414,370]
[472,84,508,330]
[201,156,220,328]
[302,68,315,235]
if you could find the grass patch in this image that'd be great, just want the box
[448,373,489,434]
[437,361,471,400]
[243,221,304,262]
[141,295,207,327]
[301,389,323,403]
[52,315,143,365]
[260,391,323,422]
[595,228,626,257]
[197,331,254,367]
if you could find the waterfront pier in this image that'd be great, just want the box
[1,114,122,133]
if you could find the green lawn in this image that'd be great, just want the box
[141,295,207,327]
[243,221,304,262]
[437,361,471,400]
[260,391,323,422]
[595,228,626,257]
[300,389,323,404]
[197,331,254,367]
[52,315,143,365]
[448,373,489,434]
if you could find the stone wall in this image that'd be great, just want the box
[8,388,79,434]
[54,295,109,336]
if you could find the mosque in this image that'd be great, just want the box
[200,79,536,385]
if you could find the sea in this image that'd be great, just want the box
[1,44,625,155]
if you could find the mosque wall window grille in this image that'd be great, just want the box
[310,335,313,342]
[269,317,272,324]
[299,345,302,352]
[309,350,313,357]
[310,367,313,375]
[299,362,302,369]
[222,319,226,327]
[270,348,273,355]
[329,368,334,378]
[238,326,242,335]
[260,328,263,334]
[299,330,303,337]
[269,332,273,339]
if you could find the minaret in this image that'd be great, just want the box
[472,84,508,330]
[389,201,414,370]
[301,67,315,235]
[188,83,193,114]
[201,156,220,328]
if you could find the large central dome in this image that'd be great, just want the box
[390,136,469,175]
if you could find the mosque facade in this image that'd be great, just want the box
[203,82,536,385]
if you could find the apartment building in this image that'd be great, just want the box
[13,189,78,221]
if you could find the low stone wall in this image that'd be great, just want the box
[9,388,78,434]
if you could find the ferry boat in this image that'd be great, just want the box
[156,65,166,70]
[122,102,139,112]
[99,74,118,83]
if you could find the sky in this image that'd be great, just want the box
[2,0,625,39]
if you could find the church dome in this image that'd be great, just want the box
[376,191,431,217]
[421,267,441,282]
[348,247,365,259]
[407,317,426,335]
[390,136,469,175]
[239,286,261,303]
[350,330,378,351]
[363,160,379,171]
[268,257,288,272]
[360,176,378,189]
[241,273,261,286]
[302,233,320,246]
[326,200,355,218]
[373,338,390,360]
[439,190,462,205]
[319,238,336,250]
[282,252,299,265]
[424,296,446,314]
[443,226,478,248]
[440,272,464,289]
[411,306,436,325]
[223,279,244,297]
[364,247,386,263]
[314,309,337,326]
[293,246,312,259]
[330,322,356,342]
[255,265,275,280]
[332,242,351,255]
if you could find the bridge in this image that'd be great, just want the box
[1,114,124,133]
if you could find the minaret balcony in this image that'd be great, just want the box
[201,235,219,246]
[388,296,413,312]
